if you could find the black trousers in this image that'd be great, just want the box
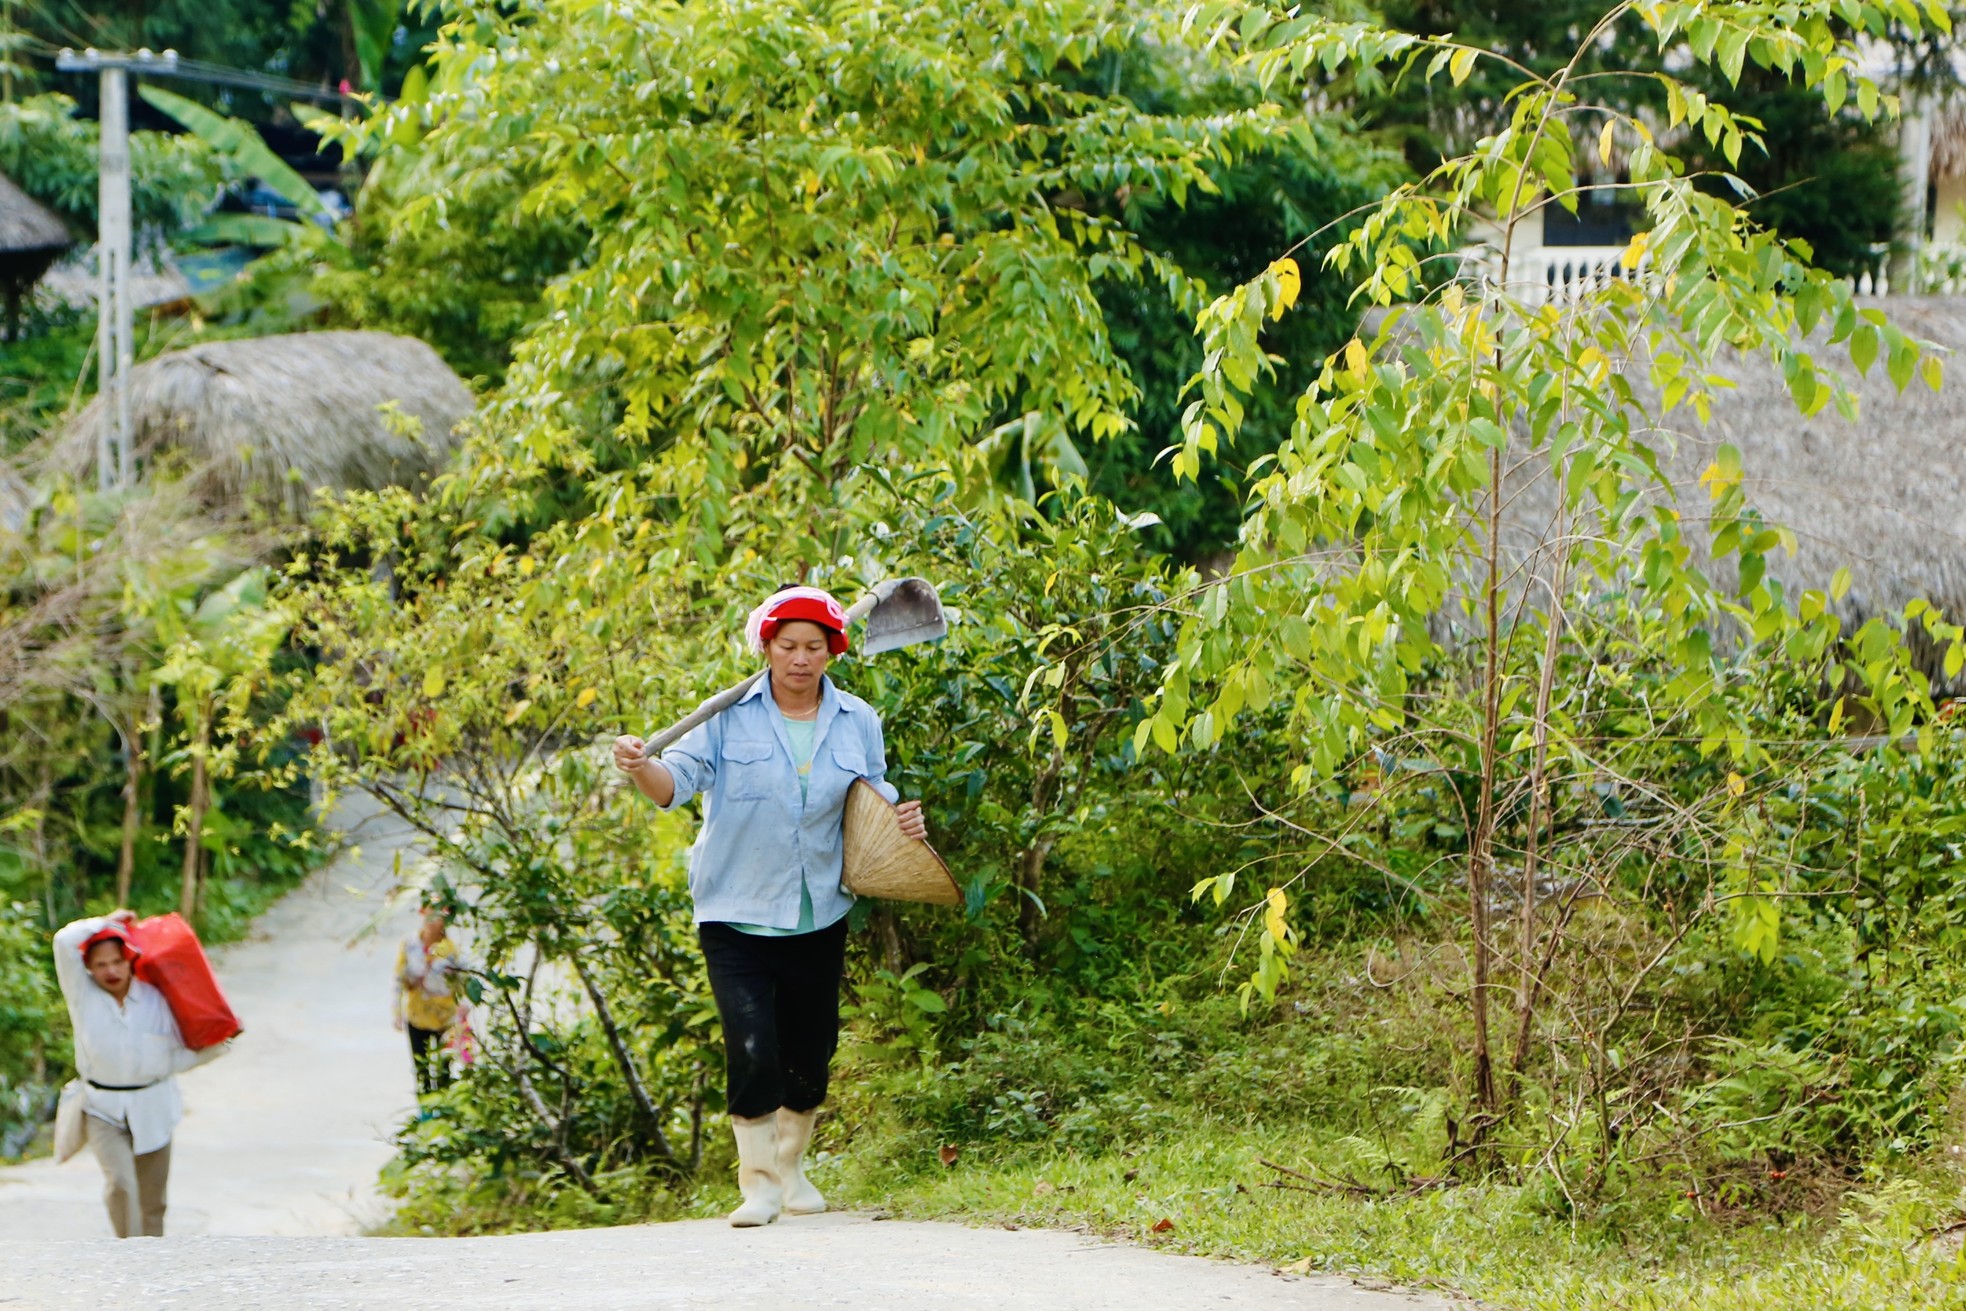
[698,918,848,1119]
[408,1023,451,1094]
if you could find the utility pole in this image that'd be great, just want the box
[55,47,178,491]
[1894,94,1932,297]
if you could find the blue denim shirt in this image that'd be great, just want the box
[655,673,898,928]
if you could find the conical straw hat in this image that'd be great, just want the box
[843,779,960,906]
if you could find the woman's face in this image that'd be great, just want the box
[767,619,832,695]
[85,940,133,998]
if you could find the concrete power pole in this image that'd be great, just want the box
[1896,94,1932,297]
[55,47,178,491]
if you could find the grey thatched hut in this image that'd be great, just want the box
[0,173,72,342]
[1493,296,1966,684]
[51,331,473,519]
[1672,298,1966,630]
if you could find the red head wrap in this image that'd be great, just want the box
[79,923,140,964]
[747,587,850,656]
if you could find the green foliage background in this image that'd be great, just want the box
[12,2,1966,1304]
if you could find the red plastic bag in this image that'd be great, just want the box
[130,913,242,1050]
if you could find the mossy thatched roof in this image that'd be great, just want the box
[0,174,70,255]
[50,331,473,519]
[1491,296,1966,684]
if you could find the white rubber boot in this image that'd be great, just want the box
[728,1115,783,1228]
[776,1107,826,1215]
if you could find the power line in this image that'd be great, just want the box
[31,38,382,106]
[154,53,376,107]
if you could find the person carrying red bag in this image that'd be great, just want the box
[50,909,233,1237]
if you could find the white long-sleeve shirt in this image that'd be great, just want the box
[52,916,219,1155]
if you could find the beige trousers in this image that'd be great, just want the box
[85,1114,171,1237]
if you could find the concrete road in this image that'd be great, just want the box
[0,1212,1455,1310]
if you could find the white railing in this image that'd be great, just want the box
[1467,241,1914,302]
[1464,244,1650,306]
[1853,242,1893,296]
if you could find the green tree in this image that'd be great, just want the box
[280,0,1311,1203]
[1091,105,1405,561]
[1125,0,1959,1163]
[316,0,1290,560]
[1372,0,1908,276]
[310,93,591,382]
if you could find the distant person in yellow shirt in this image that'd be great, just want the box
[391,908,461,1095]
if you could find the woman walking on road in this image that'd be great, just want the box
[612,585,927,1227]
[392,908,464,1095]
[51,910,229,1237]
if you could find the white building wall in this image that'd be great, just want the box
[1933,172,1966,246]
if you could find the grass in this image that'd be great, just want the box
[820,1120,1966,1311]
[366,1097,1966,1308]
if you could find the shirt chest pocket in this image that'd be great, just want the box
[814,746,866,806]
[722,737,778,802]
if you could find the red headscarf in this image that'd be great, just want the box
[745,587,850,656]
[79,922,140,964]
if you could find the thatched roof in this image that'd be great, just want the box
[49,331,473,519]
[1495,296,1966,682]
[0,174,69,254]
[1693,298,1966,631]
[39,248,194,314]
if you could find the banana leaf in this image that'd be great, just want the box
[137,85,328,222]
[180,213,316,250]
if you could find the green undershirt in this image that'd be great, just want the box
[730,712,821,937]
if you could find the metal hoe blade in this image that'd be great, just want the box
[861,576,947,655]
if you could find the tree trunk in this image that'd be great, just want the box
[179,711,211,921]
[513,1066,608,1200]
[1016,754,1064,956]
[32,753,53,926]
[570,954,680,1168]
[1016,838,1053,951]
[874,906,906,974]
[1463,446,1506,1139]
[115,689,155,907]
[1506,537,1570,1105]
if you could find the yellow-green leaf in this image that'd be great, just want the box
[1263,886,1289,942]
[1620,230,1649,271]
[1269,256,1301,319]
